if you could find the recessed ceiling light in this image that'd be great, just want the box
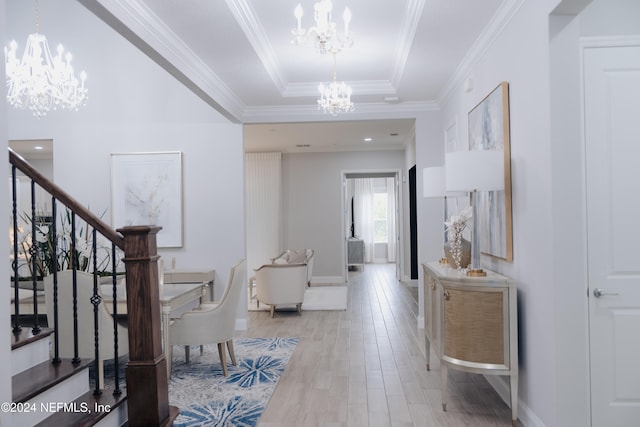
[363,138,372,142]
[34,146,44,150]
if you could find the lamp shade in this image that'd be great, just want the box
[445,150,505,192]
[423,166,445,198]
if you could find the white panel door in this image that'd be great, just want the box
[584,44,640,427]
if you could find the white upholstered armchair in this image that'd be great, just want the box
[254,262,307,317]
[169,259,246,376]
[272,248,314,286]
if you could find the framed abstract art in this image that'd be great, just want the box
[468,82,513,261]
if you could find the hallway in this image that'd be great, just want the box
[240,263,518,426]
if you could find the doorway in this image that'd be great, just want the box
[341,171,402,282]
[408,165,417,280]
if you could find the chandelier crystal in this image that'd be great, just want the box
[317,54,354,116]
[292,0,353,55]
[4,0,88,118]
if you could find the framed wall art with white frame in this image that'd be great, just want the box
[110,151,183,248]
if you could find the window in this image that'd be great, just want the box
[373,192,388,243]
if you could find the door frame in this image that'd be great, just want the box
[340,169,404,283]
[408,165,418,280]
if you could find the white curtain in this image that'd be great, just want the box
[245,153,282,275]
[353,178,375,263]
[386,177,397,262]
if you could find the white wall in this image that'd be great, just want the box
[580,0,640,36]
[415,111,446,263]
[549,12,590,427]
[6,0,247,325]
[414,109,444,329]
[282,150,405,280]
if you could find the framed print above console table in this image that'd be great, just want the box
[468,82,513,261]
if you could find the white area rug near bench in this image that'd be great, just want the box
[248,286,347,312]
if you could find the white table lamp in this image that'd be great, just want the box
[445,150,504,276]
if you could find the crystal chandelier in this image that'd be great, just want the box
[292,0,353,55]
[4,0,88,118]
[317,54,354,116]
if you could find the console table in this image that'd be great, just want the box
[422,262,518,426]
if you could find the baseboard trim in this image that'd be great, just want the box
[484,375,545,427]
[404,279,419,288]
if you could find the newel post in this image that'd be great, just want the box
[118,226,178,426]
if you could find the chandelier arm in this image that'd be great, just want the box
[332,53,337,83]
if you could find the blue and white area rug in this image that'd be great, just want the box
[169,337,299,427]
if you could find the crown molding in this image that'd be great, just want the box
[282,80,397,98]
[228,0,423,100]
[242,100,438,123]
[226,0,286,93]
[79,0,246,122]
[436,0,526,106]
[580,35,640,48]
[391,0,426,89]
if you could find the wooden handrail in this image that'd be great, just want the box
[9,148,124,249]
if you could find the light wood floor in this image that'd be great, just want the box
[238,263,519,427]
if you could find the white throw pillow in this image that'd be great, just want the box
[289,253,306,264]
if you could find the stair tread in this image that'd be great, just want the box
[35,389,127,427]
[12,358,93,403]
[11,327,54,351]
